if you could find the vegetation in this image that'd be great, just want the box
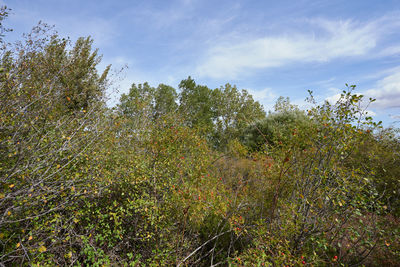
[1,8,399,266]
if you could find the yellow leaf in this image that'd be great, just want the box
[9,184,14,188]
[7,211,11,216]
[57,164,61,169]
[38,246,47,253]
[0,233,4,239]
[16,243,20,248]
[28,236,33,241]
[0,193,4,199]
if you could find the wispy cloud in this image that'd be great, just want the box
[324,67,400,114]
[246,87,275,111]
[377,45,400,57]
[324,92,377,117]
[365,69,400,109]
[390,114,400,119]
[196,16,400,79]
[247,87,277,102]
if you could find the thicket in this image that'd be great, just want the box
[1,8,399,266]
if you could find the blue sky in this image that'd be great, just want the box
[3,0,400,125]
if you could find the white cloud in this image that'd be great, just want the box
[365,110,377,116]
[196,17,399,79]
[364,70,400,109]
[324,92,377,117]
[247,87,276,102]
[324,68,400,114]
[378,45,400,57]
[390,114,400,119]
[325,93,342,105]
[246,87,277,112]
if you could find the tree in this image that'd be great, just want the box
[0,6,11,44]
[346,127,400,216]
[119,82,178,119]
[154,83,178,119]
[178,77,214,131]
[118,82,155,117]
[242,97,310,151]
[0,20,110,265]
[59,36,110,112]
[212,84,266,149]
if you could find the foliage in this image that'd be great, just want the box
[346,127,400,216]
[242,96,311,151]
[211,83,266,149]
[118,82,177,121]
[119,77,266,151]
[237,87,398,265]
[178,77,214,132]
[1,10,399,266]
[0,20,110,265]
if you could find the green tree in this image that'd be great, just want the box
[118,82,155,117]
[0,20,110,265]
[212,84,266,149]
[178,77,214,131]
[346,127,400,216]
[15,28,109,115]
[154,83,178,118]
[118,82,178,120]
[59,36,110,112]
[0,6,11,44]
[242,96,311,151]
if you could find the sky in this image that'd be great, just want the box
[3,0,400,126]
